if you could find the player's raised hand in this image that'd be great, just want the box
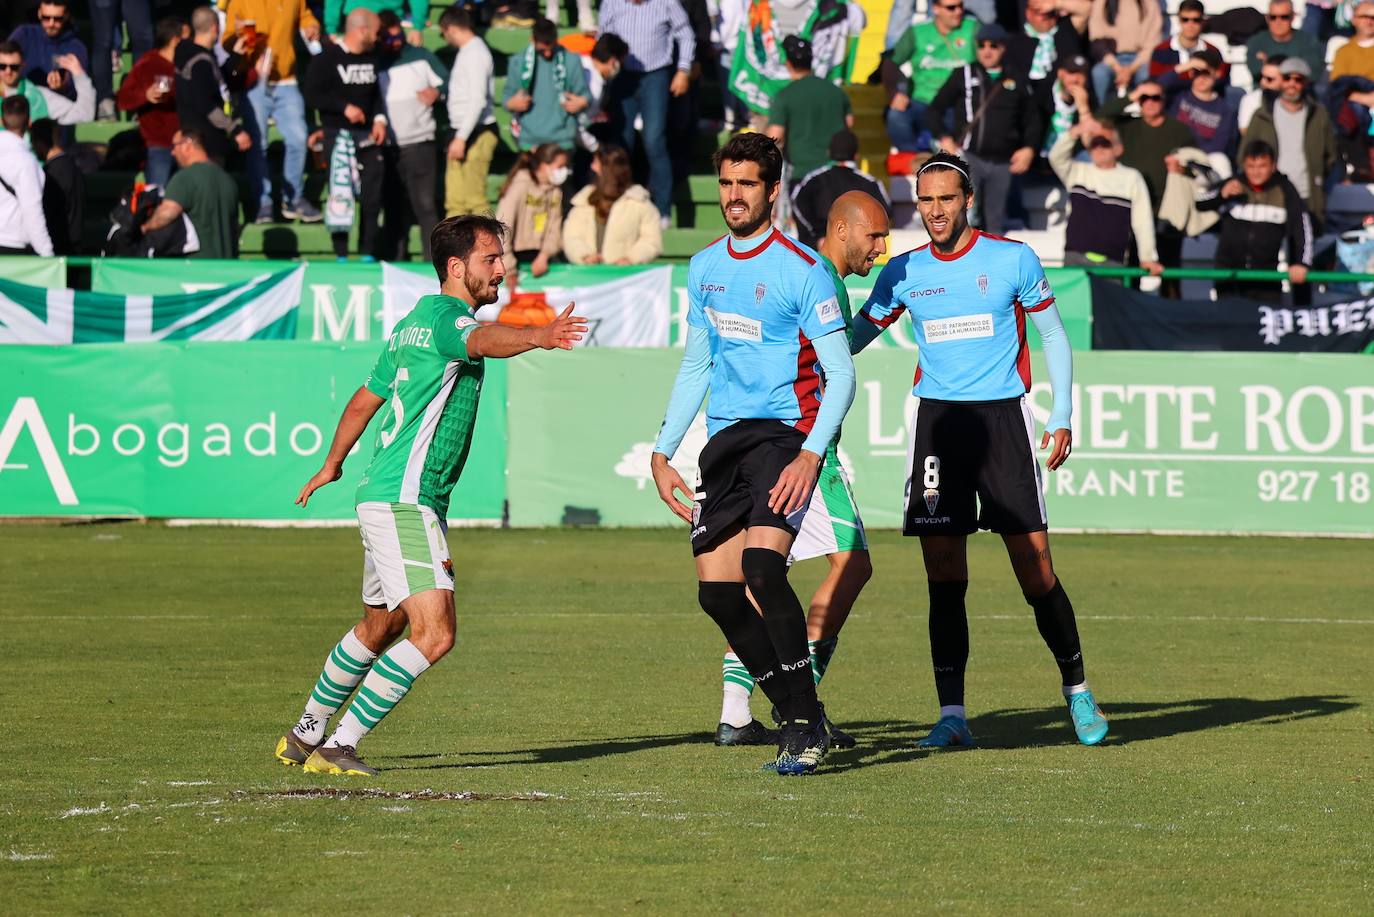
[769,450,821,515]
[296,462,342,507]
[1040,428,1072,471]
[651,453,694,523]
[533,303,589,350]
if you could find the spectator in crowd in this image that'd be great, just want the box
[1241,57,1339,229]
[6,0,88,103]
[1097,80,1194,293]
[563,143,662,264]
[1148,0,1229,98]
[790,129,890,249]
[441,5,498,217]
[1238,55,1285,131]
[1049,120,1160,271]
[1247,0,1326,84]
[116,17,182,188]
[885,0,996,52]
[1036,53,1098,155]
[504,18,590,152]
[577,31,628,151]
[324,0,426,44]
[496,142,568,280]
[767,35,852,185]
[667,0,712,194]
[176,6,251,165]
[304,8,388,260]
[925,22,1041,235]
[1087,0,1162,103]
[91,0,153,121]
[547,0,596,33]
[1198,138,1312,303]
[377,9,447,260]
[1331,1,1374,79]
[0,96,54,257]
[598,0,696,220]
[28,116,82,254]
[224,0,322,224]
[0,42,94,125]
[1006,0,1088,90]
[1169,48,1237,163]
[884,0,978,152]
[142,127,241,258]
[1330,1,1374,177]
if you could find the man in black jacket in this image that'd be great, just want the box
[925,23,1042,235]
[1198,138,1312,304]
[303,9,388,260]
[790,129,891,249]
[28,117,82,254]
[1005,0,1086,93]
[176,6,251,165]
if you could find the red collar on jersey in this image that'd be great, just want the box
[928,228,982,262]
[726,227,781,260]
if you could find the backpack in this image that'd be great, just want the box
[101,182,199,258]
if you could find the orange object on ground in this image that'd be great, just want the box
[498,290,556,327]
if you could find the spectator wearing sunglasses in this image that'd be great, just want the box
[1168,48,1237,160]
[1241,56,1339,229]
[1238,54,1286,131]
[1330,1,1374,81]
[5,0,88,103]
[1247,0,1325,84]
[883,0,978,152]
[1050,120,1159,273]
[1147,0,1229,98]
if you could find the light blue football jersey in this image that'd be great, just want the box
[687,228,849,436]
[860,230,1056,400]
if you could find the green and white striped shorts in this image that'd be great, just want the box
[357,501,454,611]
[789,445,868,564]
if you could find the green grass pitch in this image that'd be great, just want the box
[1,525,1370,913]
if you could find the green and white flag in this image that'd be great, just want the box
[0,266,304,344]
[728,0,790,116]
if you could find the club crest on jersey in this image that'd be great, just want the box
[923,488,940,515]
[977,274,988,295]
[755,282,767,303]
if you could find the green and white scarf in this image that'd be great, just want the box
[325,131,358,233]
[516,44,569,94]
[1024,22,1058,82]
[1042,78,1077,154]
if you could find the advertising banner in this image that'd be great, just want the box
[507,349,1374,536]
[0,342,507,521]
[0,256,66,288]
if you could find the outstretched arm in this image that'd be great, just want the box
[1028,302,1073,470]
[296,386,386,506]
[465,303,587,358]
[651,325,712,522]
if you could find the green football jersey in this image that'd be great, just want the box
[355,294,485,517]
[892,18,977,104]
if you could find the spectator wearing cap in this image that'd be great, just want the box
[1006,0,1089,92]
[924,22,1041,235]
[116,17,183,189]
[789,130,891,249]
[1238,55,1286,132]
[1147,0,1230,99]
[597,0,697,220]
[1241,56,1338,229]
[1049,120,1159,272]
[1197,138,1312,304]
[1035,53,1099,155]
[1247,0,1326,84]
[504,18,591,153]
[0,96,54,257]
[883,0,978,152]
[1168,48,1238,161]
[1087,0,1162,103]
[766,35,853,187]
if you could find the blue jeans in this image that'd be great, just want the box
[611,66,672,217]
[91,0,153,101]
[1092,52,1141,105]
[144,145,172,188]
[242,80,309,207]
[885,99,932,153]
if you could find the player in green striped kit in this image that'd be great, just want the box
[278,215,586,776]
[716,192,891,747]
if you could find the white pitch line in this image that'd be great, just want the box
[971,613,1374,626]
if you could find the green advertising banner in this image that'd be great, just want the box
[0,256,66,289]
[507,349,1374,536]
[0,342,507,521]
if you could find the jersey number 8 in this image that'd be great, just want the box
[923,455,941,490]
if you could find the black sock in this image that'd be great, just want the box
[928,580,969,708]
[1026,578,1085,686]
[741,548,819,722]
[697,581,789,709]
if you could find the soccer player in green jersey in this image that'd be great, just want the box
[715,192,890,748]
[277,215,587,777]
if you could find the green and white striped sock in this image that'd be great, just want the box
[293,629,377,744]
[327,639,431,749]
[810,636,839,686]
[720,651,755,728]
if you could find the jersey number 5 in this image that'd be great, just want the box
[380,382,405,449]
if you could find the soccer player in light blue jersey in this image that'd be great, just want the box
[853,151,1110,749]
[650,133,858,776]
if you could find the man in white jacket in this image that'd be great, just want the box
[1049,118,1161,273]
[0,96,55,256]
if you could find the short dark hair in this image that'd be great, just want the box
[1266,53,1288,68]
[713,131,783,187]
[28,117,59,158]
[378,8,401,30]
[2,94,31,133]
[0,40,22,58]
[431,215,508,281]
[178,125,208,151]
[916,150,974,196]
[782,34,812,70]
[154,16,184,49]
[1242,139,1276,161]
[532,17,558,45]
[37,0,70,12]
[439,4,473,32]
[1178,0,1206,16]
[592,32,628,62]
[828,129,859,162]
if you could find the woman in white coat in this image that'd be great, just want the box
[563,144,663,265]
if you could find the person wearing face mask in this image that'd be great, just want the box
[504,18,590,154]
[496,142,569,281]
[575,32,627,153]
